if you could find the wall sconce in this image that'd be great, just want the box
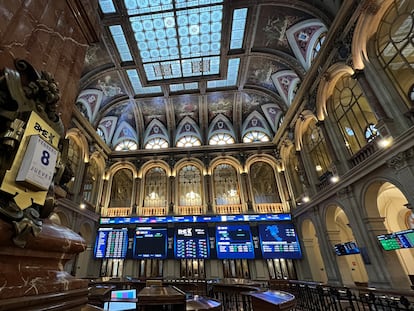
[377,136,393,148]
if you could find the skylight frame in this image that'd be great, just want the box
[125,1,224,82]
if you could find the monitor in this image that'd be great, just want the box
[94,228,128,259]
[103,289,136,311]
[334,241,360,256]
[216,224,255,259]
[133,227,167,259]
[377,229,414,251]
[174,225,209,259]
[258,223,302,259]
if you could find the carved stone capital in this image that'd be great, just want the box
[387,148,414,170]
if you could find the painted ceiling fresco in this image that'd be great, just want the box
[76,0,334,150]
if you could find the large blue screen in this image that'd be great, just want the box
[216,224,255,259]
[258,223,302,259]
[133,227,167,259]
[94,228,128,259]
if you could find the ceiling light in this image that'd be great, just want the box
[330,175,339,183]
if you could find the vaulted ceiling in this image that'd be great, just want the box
[76,0,341,152]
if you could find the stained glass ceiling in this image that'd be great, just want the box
[99,0,246,94]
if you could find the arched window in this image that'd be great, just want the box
[209,133,235,145]
[145,137,169,149]
[331,74,378,156]
[66,138,82,194]
[114,139,138,151]
[178,165,202,206]
[243,131,270,143]
[97,128,106,143]
[250,162,280,204]
[144,167,167,207]
[286,148,304,199]
[176,135,201,147]
[376,0,414,108]
[304,121,332,179]
[311,33,326,62]
[82,158,101,206]
[213,163,240,205]
[109,169,133,207]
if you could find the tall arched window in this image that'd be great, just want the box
[286,148,304,199]
[66,138,82,194]
[178,165,202,206]
[82,158,101,206]
[250,162,280,204]
[376,0,414,108]
[213,164,240,205]
[109,169,133,207]
[304,120,332,179]
[144,167,167,207]
[331,74,378,156]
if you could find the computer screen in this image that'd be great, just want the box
[334,241,360,256]
[93,228,128,259]
[174,225,209,259]
[133,227,167,259]
[216,224,255,259]
[377,229,414,251]
[258,223,302,259]
[103,289,136,311]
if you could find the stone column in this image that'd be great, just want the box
[240,172,252,211]
[204,174,212,213]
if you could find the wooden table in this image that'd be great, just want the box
[138,286,186,311]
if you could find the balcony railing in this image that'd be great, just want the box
[215,204,246,214]
[254,202,287,213]
[101,207,131,217]
[176,205,204,215]
[138,206,167,216]
[350,141,379,167]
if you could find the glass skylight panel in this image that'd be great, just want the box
[127,69,162,94]
[207,58,240,88]
[128,2,223,81]
[109,25,133,61]
[170,82,199,92]
[124,0,173,15]
[230,8,248,50]
[175,0,222,9]
[99,0,116,13]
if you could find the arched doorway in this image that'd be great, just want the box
[364,181,413,289]
[325,205,368,287]
[301,219,327,283]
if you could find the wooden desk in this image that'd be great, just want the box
[248,290,296,311]
[138,286,186,311]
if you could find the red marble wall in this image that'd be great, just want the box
[0,0,99,130]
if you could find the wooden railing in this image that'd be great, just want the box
[215,204,245,214]
[138,206,167,216]
[255,202,287,213]
[101,207,131,217]
[176,205,204,215]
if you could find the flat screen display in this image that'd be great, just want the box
[377,229,414,251]
[94,228,128,259]
[258,223,302,259]
[174,226,209,259]
[216,224,255,259]
[334,241,360,256]
[133,227,167,259]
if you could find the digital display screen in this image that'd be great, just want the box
[100,213,291,225]
[174,226,209,259]
[94,228,128,259]
[377,229,414,251]
[133,227,167,259]
[216,224,255,259]
[334,241,360,256]
[258,223,302,259]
